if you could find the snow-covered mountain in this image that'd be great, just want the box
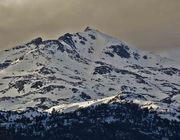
[0,27,180,122]
[0,27,180,140]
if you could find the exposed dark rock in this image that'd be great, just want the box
[42,85,65,92]
[127,64,144,70]
[109,88,115,91]
[80,92,91,100]
[59,33,76,49]
[76,33,87,41]
[30,37,43,46]
[133,52,140,60]
[105,51,114,57]
[88,34,96,40]
[4,60,12,63]
[136,78,149,85]
[31,81,43,89]
[39,67,55,75]
[88,47,94,54]
[84,26,93,31]
[42,40,65,52]
[12,45,26,50]
[160,67,180,76]
[95,61,107,65]
[2,76,12,79]
[72,88,78,93]
[143,55,148,59]
[19,56,24,61]
[161,97,172,104]
[13,80,29,93]
[94,66,113,75]
[0,62,10,70]
[108,45,130,59]
[80,41,86,45]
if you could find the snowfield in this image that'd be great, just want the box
[0,27,180,122]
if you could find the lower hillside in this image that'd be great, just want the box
[0,102,179,140]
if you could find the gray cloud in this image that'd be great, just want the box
[0,0,180,53]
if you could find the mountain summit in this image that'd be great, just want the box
[0,28,179,139]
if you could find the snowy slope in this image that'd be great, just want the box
[0,27,180,121]
[159,48,180,64]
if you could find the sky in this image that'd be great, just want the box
[0,0,180,61]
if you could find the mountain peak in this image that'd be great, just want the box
[0,27,179,123]
[84,26,98,32]
[29,37,43,46]
[0,27,180,140]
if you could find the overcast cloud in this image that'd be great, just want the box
[0,0,180,57]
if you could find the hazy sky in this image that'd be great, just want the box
[0,0,180,54]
